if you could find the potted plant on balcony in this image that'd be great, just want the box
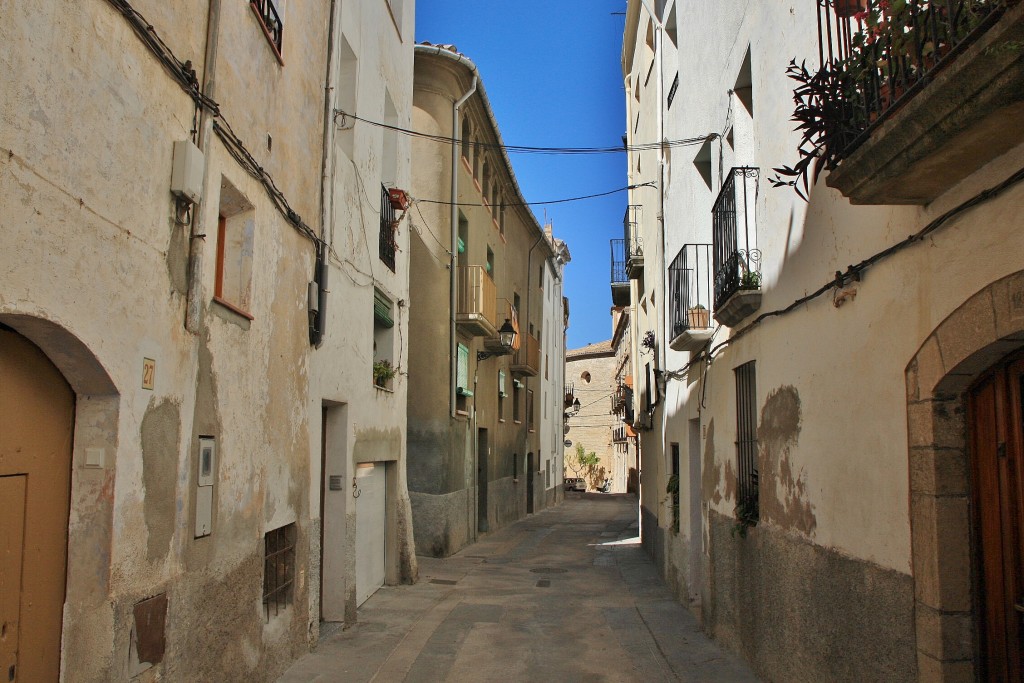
[372,359,397,388]
[687,304,710,329]
[740,270,762,290]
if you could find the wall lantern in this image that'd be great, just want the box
[477,319,517,361]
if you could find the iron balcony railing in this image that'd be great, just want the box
[379,184,396,272]
[613,426,627,443]
[668,244,713,339]
[250,0,284,55]
[712,168,760,309]
[610,239,628,285]
[816,0,1011,157]
[623,206,644,274]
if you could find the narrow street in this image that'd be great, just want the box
[280,496,759,682]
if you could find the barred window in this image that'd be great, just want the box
[734,361,759,524]
[263,523,296,621]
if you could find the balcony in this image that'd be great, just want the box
[668,244,714,353]
[379,184,396,272]
[814,0,1024,203]
[564,382,575,409]
[511,332,540,377]
[613,426,627,443]
[609,239,630,306]
[456,266,497,337]
[623,206,644,279]
[712,168,761,327]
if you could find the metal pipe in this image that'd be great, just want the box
[185,0,222,334]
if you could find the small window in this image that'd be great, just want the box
[498,370,506,420]
[499,203,506,236]
[373,289,395,388]
[538,264,544,289]
[461,116,472,164]
[486,247,494,277]
[456,343,471,413]
[735,361,759,526]
[263,522,296,621]
[527,389,535,432]
[215,178,256,319]
[581,371,591,384]
[513,380,522,422]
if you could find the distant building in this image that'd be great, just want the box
[564,341,620,491]
[406,44,568,557]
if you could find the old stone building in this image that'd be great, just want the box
[0,0,415,680]
[621,0,1024,680]
[406,44,568,557]
[564,341,619,491]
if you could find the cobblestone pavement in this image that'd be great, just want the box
[279,494,760,682]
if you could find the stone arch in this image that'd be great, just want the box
[905,270,1024,681]
[0,313,120,677]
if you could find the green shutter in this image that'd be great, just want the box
[374,289,394,328]
[457,237,466,254]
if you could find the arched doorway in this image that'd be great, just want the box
[906,271,1024,681]
[968,354,1024,681]
[1,328,75,681]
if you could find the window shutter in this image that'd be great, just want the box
[374,289,394,328]
[498,370,506,397]
[457,343,469,391]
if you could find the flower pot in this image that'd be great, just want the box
[834,0,867,19]
[687,307,710,329]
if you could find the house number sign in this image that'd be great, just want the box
[142,358,156,390]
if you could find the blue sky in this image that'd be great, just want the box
[416,1,627,350]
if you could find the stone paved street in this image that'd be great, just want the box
[279,495,759,682]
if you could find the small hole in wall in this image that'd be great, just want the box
[267,134,273,152]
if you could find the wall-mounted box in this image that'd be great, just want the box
[195,436,215,537]
[171,139,205,204]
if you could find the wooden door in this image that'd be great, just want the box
[0,329,75,682]
[969,357,1024,681]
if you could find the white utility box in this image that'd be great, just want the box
[171,139,205,204]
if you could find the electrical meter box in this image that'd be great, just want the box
[195,437,216,537]
[171,139,205,204]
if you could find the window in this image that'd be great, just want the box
[456,343,471,413]
[670,443,680,533]
[482,159,491,198]
[250,0,284,63]
[499,203,506,236]
[527,389,535,432]
[379,184,396,271]
[486,247,494,277]
[215,177,256,319]
[581,371,591,384]
[461,116,472,164]
[735,361,759,524]
[263,522,296,621]
[498,370,507,421]
[513,380,522,422]
[373,289,395,387]
[336,37,358,159]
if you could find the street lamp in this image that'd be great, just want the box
[477,319,517,361]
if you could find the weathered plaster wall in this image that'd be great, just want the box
[2,0,337,679]
[564,350,618,490]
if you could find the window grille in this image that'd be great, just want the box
[734,361,759,522]
[379,184,396,271]
[263,523,296,621]
[456,344,470,393]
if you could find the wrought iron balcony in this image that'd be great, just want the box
[456,266,497,337]
[379,184,396,272]
[623,206,644,278]
[712,168,761,327]
[811,0,1024,203]
[250,0,284,58]
[609,239,630,307]
[613,426,627,443]
[668,244,714,353]
[511,332,540,377]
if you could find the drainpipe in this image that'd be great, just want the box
[449,76,477,418]
[186,0,222,334]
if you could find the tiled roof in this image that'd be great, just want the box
[566,339,614,359]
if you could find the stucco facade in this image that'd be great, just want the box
[621,0,1024,681]
[406,45,567,557]
[564,342,621,492]
[0,1,414,680]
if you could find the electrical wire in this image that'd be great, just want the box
[415,182,656,208]
[335,110,718,155]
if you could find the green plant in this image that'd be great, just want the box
[567,443,600,481]
[731,497,759,538]
[372,359,397,387]
[740,270,762,290]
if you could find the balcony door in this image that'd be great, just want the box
[969,356,1024,682]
